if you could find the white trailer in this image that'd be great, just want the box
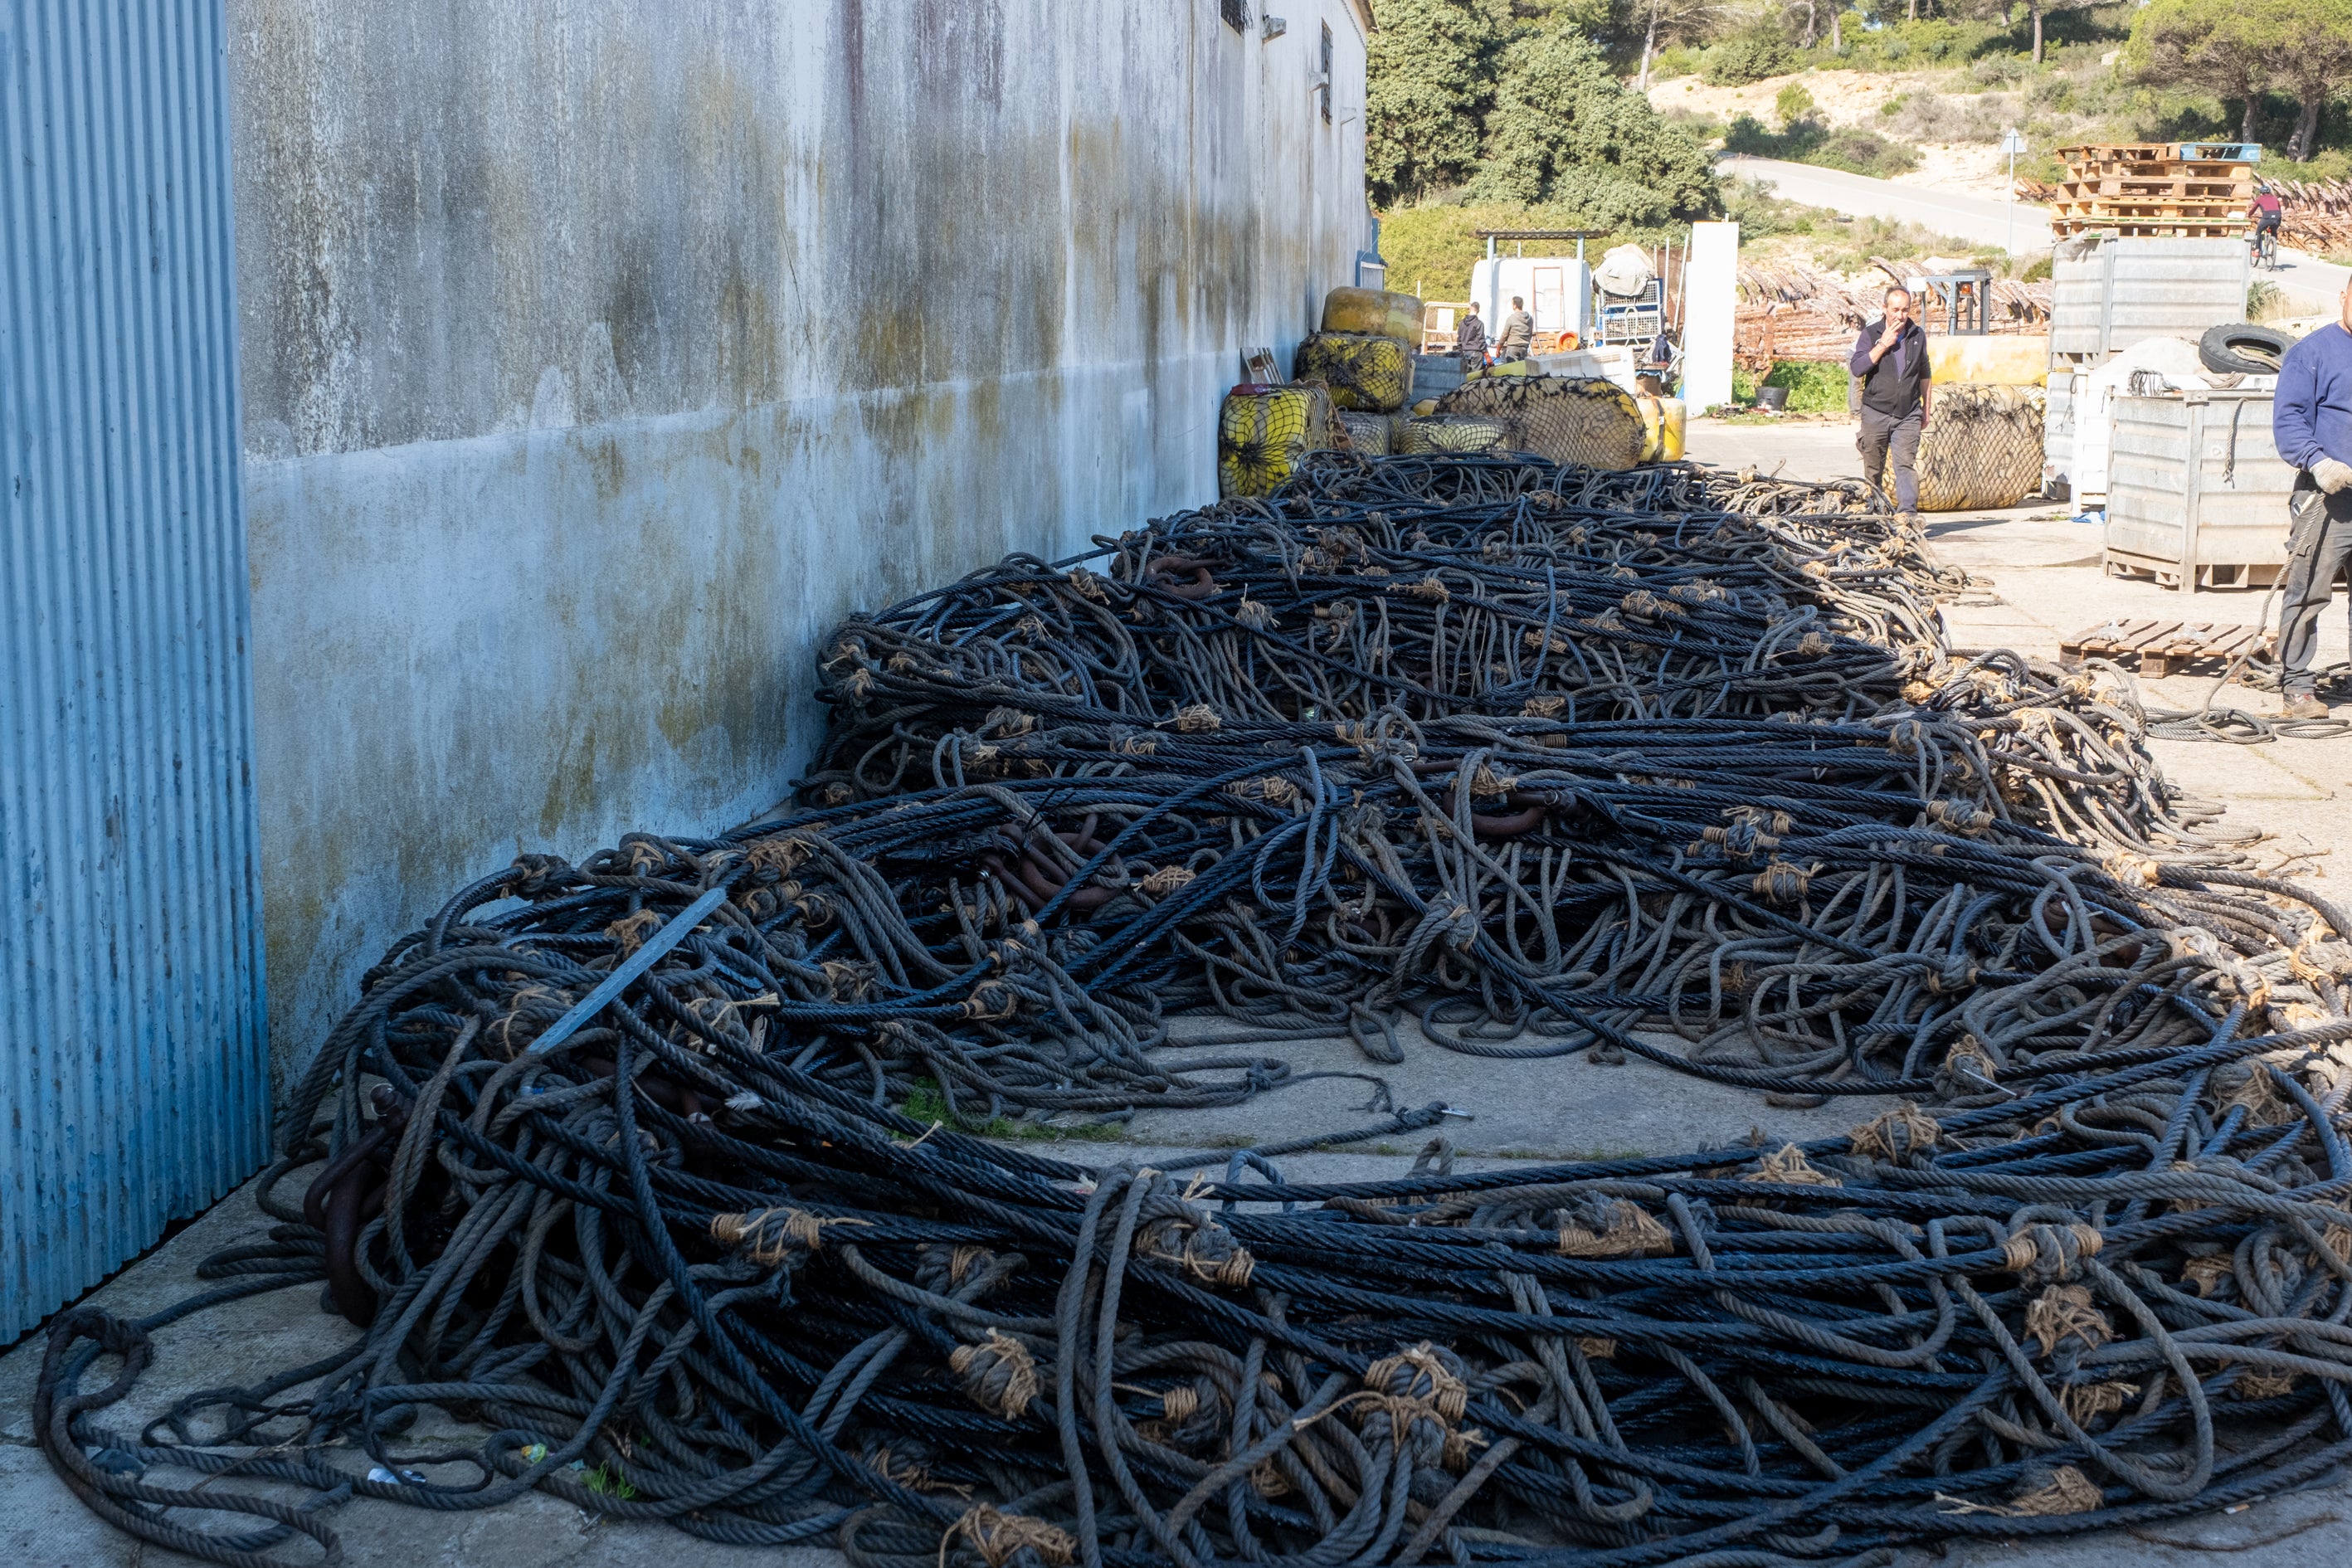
[1469,231,1596,347]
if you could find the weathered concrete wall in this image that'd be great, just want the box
[226,0,1371,1093]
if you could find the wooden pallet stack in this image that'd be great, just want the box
[2048,144,2255,239]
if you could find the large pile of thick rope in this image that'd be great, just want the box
[38,453,2352,1568]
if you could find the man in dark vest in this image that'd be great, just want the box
[1847,284,1933,520]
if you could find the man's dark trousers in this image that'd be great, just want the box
[2276,480,2352,698]
[1858,407,1921,514]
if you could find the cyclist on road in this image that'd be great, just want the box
[2251,189,2284,266]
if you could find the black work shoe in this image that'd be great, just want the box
[2281,695,2331,720]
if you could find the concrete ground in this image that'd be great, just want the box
[13,422,2352,1565]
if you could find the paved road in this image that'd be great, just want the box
[1720,154,2053,254]
[1722,153,2352,309]
[2262,245,2351,311]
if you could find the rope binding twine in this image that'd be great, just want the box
[1848,1103,1941,1163]
[1938,1463,2102,1517]
[1556,1197,1674,1257]
[1745,1144,1841,1188]
[942,1504,1078,1568]
[948,1329,1041,1419]
[1137,1215,1255,1288]
[2001,1222,2103,1284]
[1750,860,1819,903]
[1938,1035,2002,1097]
[2061,1381,2135,1424]
[708,1207,872,1266]
[2025,1284,2115,1358]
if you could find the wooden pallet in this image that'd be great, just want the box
[2059,144,2253,172]
[2057,143,2179,163]
[2060,618,2272,676]
[2060,177,2250,201]
[2067,159,2250,179]
[2051,218,2251,237]
[2069,197,2248,219]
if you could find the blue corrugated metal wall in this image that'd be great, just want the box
[1,0,265,1342]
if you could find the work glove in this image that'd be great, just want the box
[2315,457,2352,494]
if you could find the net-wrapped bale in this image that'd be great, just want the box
[1336,410,1391,456]
[1217,384,1336,497]
[1399,414,1508,454]
[1320,285,1424,345]
[1436,374,1645,470]
[1293,331,1414,412]
[1916,383,2046,512]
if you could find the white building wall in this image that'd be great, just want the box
[226,0,1372,1091]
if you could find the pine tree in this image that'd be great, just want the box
[1366,0,1511,207]
[1467,25,1720,223]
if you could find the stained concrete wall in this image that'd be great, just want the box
[227,0,1372,1094]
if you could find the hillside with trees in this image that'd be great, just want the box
[1370,0,2352,293]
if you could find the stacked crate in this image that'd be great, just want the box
[2048,144,2254,239]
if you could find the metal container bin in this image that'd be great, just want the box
[2050,238,2249,364]
[2104,389,2292,589]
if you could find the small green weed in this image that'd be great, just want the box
[583,1463,638,1501]
[900,1079,1126,1143]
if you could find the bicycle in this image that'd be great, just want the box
[2250,224,2280,271]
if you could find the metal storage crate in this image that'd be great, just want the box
[1410,354,1468,402]
[2104,389,2293,589]
[2050,238,2249,364]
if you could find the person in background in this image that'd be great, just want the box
[2250,188,2284,261]
[2270,280,2352,719]
[1455,303,1488,374]
[1495,296,1534,363]
[1639,329,1676,396]
[1847,284,1931,521]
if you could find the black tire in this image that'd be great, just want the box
[2200,323,2293,376]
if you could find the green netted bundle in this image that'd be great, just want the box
[1435,375,1645,470]
[1399,414,1508,454]
[1293,332,1415,412]
[1217,384,1337,497]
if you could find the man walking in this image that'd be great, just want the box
[1495,295,1534,363]
[1848,285,1932,520]
[2271,280,2352,718]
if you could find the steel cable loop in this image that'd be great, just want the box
[35,453,2352,1566]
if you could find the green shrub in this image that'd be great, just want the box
[1726,114,1920,178]
[1775,83,1816,128]
[2018,254,2053,283]
[1722,176,1819,238]
[1702,29,1794,86]
[1658,105,1726,140]
[1648,44,1703,80]
[1845,18,2001,71]
[1762,360,1853,413]
[1809,129,1921,178]
[1968,54,2029,89]
[2025,73,2075,113]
